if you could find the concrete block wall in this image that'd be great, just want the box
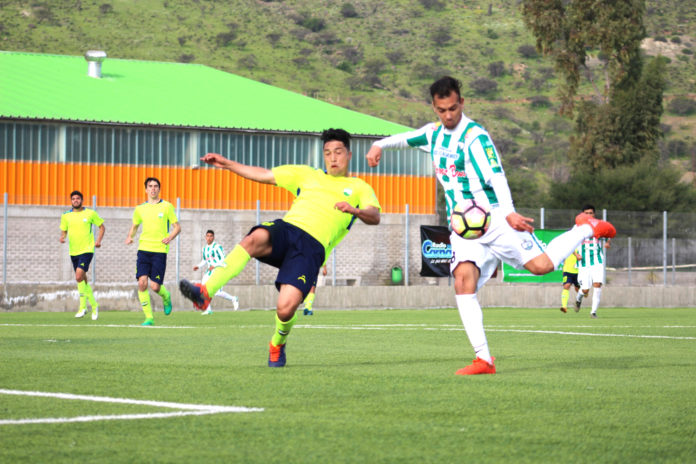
[0,204,439,287]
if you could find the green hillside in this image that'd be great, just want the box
[1,0,695,201]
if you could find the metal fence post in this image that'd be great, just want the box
[540,207,544,230]
[405,204,409,287]
[627,237,632,286]
[331,248,336,286]
[92,195,97,284]
[663,210,667,286]
[3,193,7,289]
[176,197,181,286]
[672,237,676,286]
[256,200,260,285]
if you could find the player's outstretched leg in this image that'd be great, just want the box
[575,213,616,239]
[179,280,212,311]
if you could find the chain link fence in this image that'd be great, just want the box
[1,196,694,288]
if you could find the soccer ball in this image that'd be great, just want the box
[450,199,491,239]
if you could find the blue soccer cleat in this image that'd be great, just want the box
[268,342,286,367]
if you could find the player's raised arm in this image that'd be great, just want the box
[201,153,275,185]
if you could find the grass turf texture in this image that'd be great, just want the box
[1,308,694,463]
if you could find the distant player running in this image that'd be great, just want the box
[367,76,616,375]
[125,177,180,326]
[560,249,581,313]
[180,128,381,367]
[193,229,240,315]
[59,190,105,321]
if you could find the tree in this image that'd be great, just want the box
[521,0,645,116]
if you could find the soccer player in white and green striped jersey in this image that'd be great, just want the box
[367,76,616,375]
[193,230,239,314]
[575,204,610,318]
[125,177,181,326]
[59,190,105,320]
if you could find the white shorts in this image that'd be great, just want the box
[449,211,546,291]
[578,265,605,289]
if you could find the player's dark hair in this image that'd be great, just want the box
[321,128,351,150]
[70,190,83,200]
[582,204,596,213]
[206,230,215,235]
[430,76,462,100]
[144,177,161,188]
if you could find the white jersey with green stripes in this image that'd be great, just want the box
[578,238,605,268]
[198,242,226,277]
[374,115,514,222]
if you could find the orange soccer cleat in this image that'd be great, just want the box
[455,357,496,376]
[575,213,616,239]
[178,279,211,311]
[268,342,287,367]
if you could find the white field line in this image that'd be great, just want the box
[0,389,263,426]
[0,324,197,329]
[290,324,696,340]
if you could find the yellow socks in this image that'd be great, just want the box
[561,289,569,309]
[304,293,315,311]
[156,285,170,301]
[271,313,297,347]
[138,290,153,320]
[77,281,87,310]
[205,245,251,295]
[83,281,97,308]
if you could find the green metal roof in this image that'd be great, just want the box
[0,51,412,136]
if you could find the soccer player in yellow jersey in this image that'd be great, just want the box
[560,249,581,313]
[125,177,181,326]
[179,128,381,367]
[59,191,105,320]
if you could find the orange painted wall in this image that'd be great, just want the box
[0,161,436,214]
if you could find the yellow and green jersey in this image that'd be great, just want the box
[272,165,381,259]
[562,252,579,274]
[60,208,104,256]
[132,200,178,253]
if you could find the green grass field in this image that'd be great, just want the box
[1,307,695,463]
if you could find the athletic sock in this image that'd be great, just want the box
[591,287,602,314]
[138,290,153,320]
[83,281,97,308]
[271,313,297,347]
[545,225,592,268]
[577,292,585,304]
[205,245,251,296]
[304,293,315,311]
[156,285,170,301]
[561,288,569,308]
[455,294,492,364]
[77,281,87,310]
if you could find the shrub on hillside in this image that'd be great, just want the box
[340,3,359,18]
[529,95,551,108]
[488,61,506,77]
[431,26,452,46]
[517,44,538,58]
[419,0,445,10]
[667,97,696,115]
[469,78,498,95]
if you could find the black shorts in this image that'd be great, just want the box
[562,272,579,288]
[70,253,94,272]
[136,250,167,285]
[249,219,325,298]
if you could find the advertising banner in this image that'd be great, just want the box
[420,225,452,277]
[502,229,565,283]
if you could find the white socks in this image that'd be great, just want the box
[455,294,492,363]
[545,224,592,269]
[591,287,602,314]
